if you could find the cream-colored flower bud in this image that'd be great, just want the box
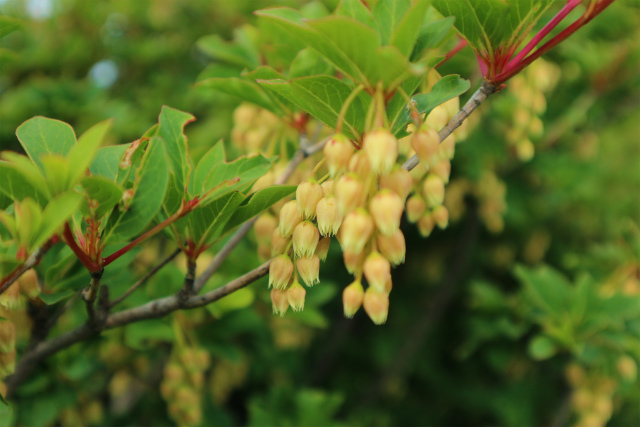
[409,161,429,181]
[287,280,306,312]
[425,105,449,130]
[278,200,303,237]
[439,135,456,160]
[422,174,445,208]
[343,280,364,318]
[369,190,403,236]
[296,255,320,286]
[406,195,427,223]
[251,170,275,193]
[431,157,451,184]
[233,103,259,129]
[0,321,16,353]
[323,133,354,177]
[269,254,293,290]
[363,287,389,325]
[335,173,364,215]
[316,236,331,261]
[363,128,397,175]
[340,208,374,254]
[271,228,291,257]
[380,166,412,201]
[417,212,435,237]
[411,126,440,167]
[18,269,40,298]
[258,243,271,261]
[292,221,319,258]
[432,205,449,229]
[321,180,334,197]
[270,288,289,317]
[296,179,323,219]
[254,213,277,245]
[376,229,406,266]
[348,151,372,177]
[343,249,365,274]
[0,280,20,309]
[316,196,342,236]
[516,139,535,162]
[363,251,391,293]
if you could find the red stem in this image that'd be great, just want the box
[495,0,615,83]
[505,0,583,71]
[436,39,468,68]
[63,223,99,272]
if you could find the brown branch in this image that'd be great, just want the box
[403,80,498,171]
[82,269,104,328]
[109,248,182,308]
[0,245,50,296]
[4,259,271,398]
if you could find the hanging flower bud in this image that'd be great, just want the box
[321,180,334,197]
[340,209,374,254]
[335,173,364,215]
[363,288,389,325]
[369,190,403,236]
[376,230,406,266]
[432,205,449,229]
[270,288,289,317]
[363,252,391,293]
[258,243,271,261]
[363,128,397,175]
[316,236,331,261]
[323,133,354,177]
[18,269,40,298]
[422,175,445,208]
[348,151,372,177]
[251,170,275,193]
[406,195,427,223]
[271,228,291,257]
[0,320,16,353]
[343,280,364,318]
[425,106,448,130]
[287,280,306,312]
[380,166,412,201]
[417,212,435,237]
[316,196,342,236]
[384,276,393,294]
[292,221,320,258]
[0,281,20,309]
[440,135,456,160]
[279,201,303,237]
[411,126,440,167]
[431,157,451,184]
[296,255,320,286]
[164,363,184,385]
[296,179,323,219]
[269,254,293,290]
[254,213,277,245]
[343,249,366,274]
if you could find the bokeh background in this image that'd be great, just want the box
[0,0,639,426]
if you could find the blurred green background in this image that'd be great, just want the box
[0,0,639,426]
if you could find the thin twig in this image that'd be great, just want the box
[178,259,197,302]
[83,269,104,327]
[0,246,49,296]
[403,80,498,171]
[110,248,182,308]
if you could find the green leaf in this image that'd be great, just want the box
[335,0,377,29]
[80,176,123,219]
[412,17,456,60]
[197,34,259,69]
[103,138,169,244]
[0,162,49,205]
[289,48,334,79]
[528,334,558,360]
[39,288,75,305]
[191,142,226,196]
[207,288,255,317]
[39,154,70,195]
[89,145,128,181]
[115,139,149,186]
[0,152,51,203]
[372,0,411,45]
[221,185,297,235]
[515,264,572,318]
[32,192,82,249]
[255,8,366,82]
[197,75,279,113]
[389,0,432,57]
[66,119,112,186]
[258,76,369,139]
[0,15,21,38]
[190,192,246,247]
[15,198,42,248]
[16,117,77,171]
[124,319,173,350]
[158,106,195,194]
[392,74,470,136]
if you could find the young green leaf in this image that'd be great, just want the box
[372,0,412,45]
[32,192,83,249]
[158,106,195,195]
[80,176,123,219]
[89,145,128,181]
[0,162,49,205]
[66,119,112,186]
[16,117,77,170]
